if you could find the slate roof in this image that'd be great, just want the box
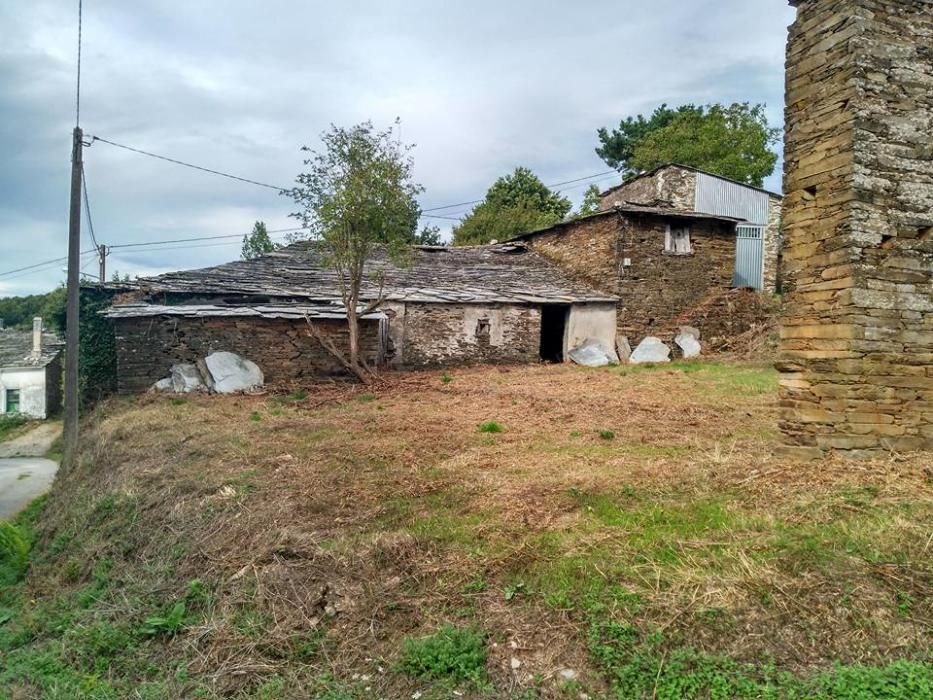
[599,163,783,200]
[0,329,63,369]
[506,204,742,242]
[116,241,617,306]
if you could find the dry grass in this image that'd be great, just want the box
[19,360,933,697]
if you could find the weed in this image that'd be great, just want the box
[0,523,30,585]
[399,625,487,684]
[170,397,188,406]
[441,374,454,384]
[140,600,186,637]
[250,410,263,422]
[598,429,616,440]
[356,393,376,402]
[503,582,528,601]
[462,577,487,594]
[478,421,504,434]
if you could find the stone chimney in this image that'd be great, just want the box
[31,317,42,360]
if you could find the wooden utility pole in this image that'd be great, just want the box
[63,126,83,469]
[98,243,107,282]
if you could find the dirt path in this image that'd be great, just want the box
[0,421,62,458]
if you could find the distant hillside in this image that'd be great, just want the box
[0,287,65,331]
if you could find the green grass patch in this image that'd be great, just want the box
[0,413,29,443]
[399,624,487,684]
[478,421,504,434]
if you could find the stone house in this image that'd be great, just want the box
[599,164,783,293]
[512,202,776,349]
[0,318,63,419]
[103,242,618,392]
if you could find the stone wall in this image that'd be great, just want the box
[600,166,697,210]
[400,302,541,367]
[527,214,770,346]
[113,316,381,393]
[778,0,933,457]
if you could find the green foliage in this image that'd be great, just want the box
[140,601,186,637]
[452,167,572,245]
[478,421,504,434]
[0,523,30,585]
[399,625,487,684]
[287,120,423,374]
[415,223,443,246]
[440,373,453,384]
[249,411,263,422]
[597,429,616,441]
[241,220,280,260]
[0,413,29,443]
[596,103,780,187]
[573,184,603,219]
[588,620,933,699]
[0,287,65,331]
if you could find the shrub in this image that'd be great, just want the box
[399,625,487,683]
[478,421,503,434]
[441,374,453,384]
[598,430,616,440]
[0,522,30,584]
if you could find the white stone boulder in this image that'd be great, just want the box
[629,337,671,364]
[203,351,264,393]
[170,363,205,393]
[675,331,702,359]
[679,325,701,341]
[568,338,617,368]
[151,377,173,392]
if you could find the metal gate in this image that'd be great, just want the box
[733,225,764,290]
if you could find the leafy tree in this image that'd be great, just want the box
[452,167,571,245]
[596,103,780,187]
[286,120,423,381]
[241,221,279,260]
[0,289,65,331]
[572,184,603,219]
[414,224,443,246]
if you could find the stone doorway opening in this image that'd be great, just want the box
[539,304,569,363]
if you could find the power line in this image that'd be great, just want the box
[0,250,97,280]
[107,226,307,250]
[81,164,99,248]
[90,136,290,192]
[420,169,618,213]
[111,234,294,256]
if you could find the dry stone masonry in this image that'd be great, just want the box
[778,0,933,457]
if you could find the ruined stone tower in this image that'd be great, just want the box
[779,0,933,458]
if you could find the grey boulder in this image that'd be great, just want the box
[568,338,617,368]
[170,363,205,393]
[679,325,701,340]
[675,331,702,359]
[204,351,264,393]
[151,377,174,392]
[629,337,671,364]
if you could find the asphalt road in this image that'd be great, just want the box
[0,457,59,520]
[0,421,61,520]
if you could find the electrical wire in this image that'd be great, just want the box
[90,136,290,192]
[81,164,99,249]
[107,226,307,250]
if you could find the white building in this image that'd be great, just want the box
[0,317,63,419]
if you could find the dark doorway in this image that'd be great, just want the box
[539,304,569,362]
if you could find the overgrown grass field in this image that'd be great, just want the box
[1,361,931,698]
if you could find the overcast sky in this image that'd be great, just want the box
[0,0,797,297]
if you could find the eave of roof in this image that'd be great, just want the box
[506,205,742,242]
[103,303,387,321]
[599,163,783,200]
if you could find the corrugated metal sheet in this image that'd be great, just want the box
[695,172,769,225]
[733,226,764,289]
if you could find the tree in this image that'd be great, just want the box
[572,184,603,219]
[414,224,443,246]
[286,120,423,381]
[596,103,780,187]
[241,221,279,260]
[452,167,571,245]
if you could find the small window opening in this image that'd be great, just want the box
[5,389,21,414]
[803,185,818,200]
[664,225,692,255]
[475,318,490,346]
